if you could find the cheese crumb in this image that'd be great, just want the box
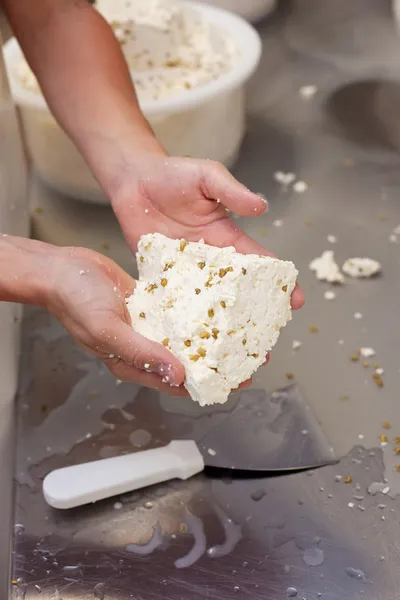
[292,340,302,351]
[354,312,363,320]
[274,172,296,186]
[127,234,298,406]
[299,85,317,99]
[342,258,381,278]
[327,235,337,244]
[324,290,336,301]
[273,219,284,228]
[309,250,345,284]
[360,347,376,358]
[293,181,308,193]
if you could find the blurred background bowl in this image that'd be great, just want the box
[3,2,261,205]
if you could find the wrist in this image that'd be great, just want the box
[94,126,167,202]
[0,236,58,308]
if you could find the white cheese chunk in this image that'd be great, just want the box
[127,234,298,406]
[309,250,345,284]
[342,257,381,278]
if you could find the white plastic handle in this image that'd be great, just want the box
[43,440,204,510]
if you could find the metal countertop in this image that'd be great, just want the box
[9,0,400,598]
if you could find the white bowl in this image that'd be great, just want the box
[3,2,261,205]
[194,0,276,23]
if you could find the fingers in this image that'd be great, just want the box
[105,357,190,397]
[94,317,186,387]
[199,161,268,217]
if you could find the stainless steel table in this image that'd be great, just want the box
[7,0,400,598]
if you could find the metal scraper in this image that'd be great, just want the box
[43,384,337,509]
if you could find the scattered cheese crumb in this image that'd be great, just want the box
[293,180,308,193]
[299,85,317,99]
[207,448,217,456]
[324,290,336,301]
[390,224,400,242]
[292,340,302,351]
[327,235,337,244]
[354,312,363,320]
[274,171,296,186]
[309,250,345,284]
[375,368,384,375]
[360,347,376,358]
[342,257,381,278]
[273,219,284,228]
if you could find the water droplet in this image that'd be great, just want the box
[345,567,366,581]
[368,482,389,496]
[233,586,240,593]
[250,489,266,502]
[144,501,153,509]
[303,547,324,567]
[286,587,298,597]
[129,429,152,448]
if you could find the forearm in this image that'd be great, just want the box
[2,0,164,195]
[0,235,54,306]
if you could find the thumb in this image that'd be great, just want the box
[200,161,268,217]
[102,318,185,386]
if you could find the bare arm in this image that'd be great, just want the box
[2,0,164,196]
[0,235,53,306]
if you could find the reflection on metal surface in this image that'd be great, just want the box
[10,307,400,599]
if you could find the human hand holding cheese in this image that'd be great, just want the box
[0,234,297,402]
[0,235,187,394]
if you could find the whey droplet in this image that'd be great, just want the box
[345,567,366,581]
[303,547,324,567]
[250,489,266,502]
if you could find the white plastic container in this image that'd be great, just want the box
[195,0,276,23]
[3,2,261,204]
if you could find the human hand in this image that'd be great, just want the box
[111,154,304,310]
[45,246,189,395]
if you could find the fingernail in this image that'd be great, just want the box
[258,194,269,211]
[155,363,179,386]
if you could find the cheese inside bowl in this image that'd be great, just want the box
[3,1,262,205]
[194,0,276,24]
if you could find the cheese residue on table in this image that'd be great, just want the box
[127,233,298,406]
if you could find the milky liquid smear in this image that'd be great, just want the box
[207,503,242,558]
[174,512,207,569]
[125,524,163,556]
